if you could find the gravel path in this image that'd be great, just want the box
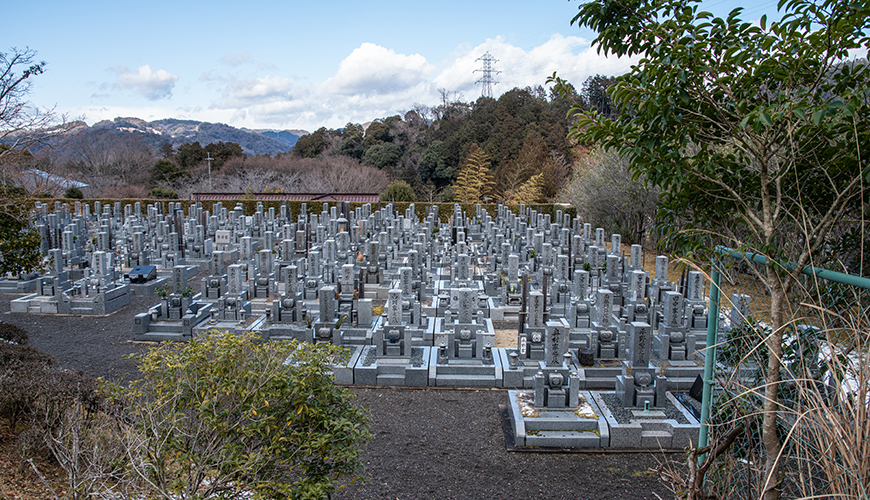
[1,292,156,381]
[1,293,673,500]
[337,388,671,500]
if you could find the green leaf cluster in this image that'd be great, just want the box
[553,0,869,263]
[380,180,416,202]
[551,1,870,497]
[0,193,43,276]
[119,331,371,500]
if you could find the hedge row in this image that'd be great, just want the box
[28,198,576,224]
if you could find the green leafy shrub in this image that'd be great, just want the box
[149,186,178,199]
[380,180,416,202]
[0,185,27,197]
[63,187,84,199]
[116,331,371,500]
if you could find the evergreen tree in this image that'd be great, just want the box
[505,173,544,205]
[204,141,244,168]
[380,180,416,202]
[176,141,205,169]
[452,145,495,204]
[339,123,365,159]
[291,127,330,158]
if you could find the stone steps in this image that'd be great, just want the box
[433,363,496,376]
[522,430,603,448]
[524,415,600,432]
[640,429,674,448]
[376,373,406,385]
[377,364,407,375]
[431,373,498,387]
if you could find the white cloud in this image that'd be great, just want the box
[322,43,434,96]
[198,43,437,129]
[203,73,295,109]
[112,65,179,101]
[95,37,640,130]
[220,52,251,66]
[233,75,294,101]
[434,35,639,99]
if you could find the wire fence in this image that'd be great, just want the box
[694,249,870,499]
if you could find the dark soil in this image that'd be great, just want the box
[1,293,675,500]
[1,293,157,382]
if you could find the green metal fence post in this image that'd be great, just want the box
[698,261,722,469]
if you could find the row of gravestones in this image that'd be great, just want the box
[4,200,757,449]
[7,199,758,376]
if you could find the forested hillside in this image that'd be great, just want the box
[290,84,583,203]
[7,77,618,203]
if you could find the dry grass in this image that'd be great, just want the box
[0,421,67,500]
[653,256,870,499]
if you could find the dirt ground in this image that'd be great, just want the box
[0,289,677,500]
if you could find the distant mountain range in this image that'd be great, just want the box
[89,117,307,156]
[254,129,309,147]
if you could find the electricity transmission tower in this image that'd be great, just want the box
[474,52,500,99]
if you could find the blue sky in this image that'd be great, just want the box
[6,0,782,133]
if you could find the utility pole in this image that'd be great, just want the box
[205,153,214,191]
[474,52,501,99]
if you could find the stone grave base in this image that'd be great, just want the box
[339,327,373,345]
[132,327,193,342]
[652,357,705,391]
[10,294,59,314]
[11,285,131,315]
[193,314,269,339]
[505,390,700,450]
[487,303,520,322]
[0,278,38,293]
[427,349,504,387]
[260,324,312,343]
[591,391,700,449]
[127,277,170,296]
[499,349,548,388]
[86,286,132,315]
[407,325,434,346]
[185,258,212,273]
[353,346,430,386]
[690,331,708,351]
[361,285,391,300]
[507,390,608,448]
[157,265,199,283]
[332,345,364,385]
[249,298,274,315]
[133,303,213,341]
[576,362,625,390]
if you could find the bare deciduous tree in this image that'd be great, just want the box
[0,47,67,189]
[172,154,389,197]
[558,147,659,245]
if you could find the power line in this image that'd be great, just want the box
[474,52,501,99]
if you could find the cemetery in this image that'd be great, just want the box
[2,198,731,450]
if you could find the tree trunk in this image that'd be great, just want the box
[762,271,786,500]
